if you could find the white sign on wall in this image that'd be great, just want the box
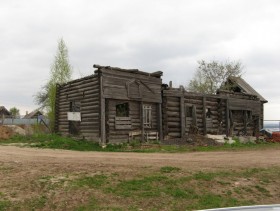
[67,112,81,121]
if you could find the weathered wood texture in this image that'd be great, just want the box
[55,75,100,140]
[100,69,162,103]
[55,66,265,144]
[106,99,159,143]
[162,88,263,140]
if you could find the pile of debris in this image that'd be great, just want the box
[162,134,222,146]
[260,129,280,142]
[0,125,27,140]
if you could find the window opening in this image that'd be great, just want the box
[185,106,193,118]
[70,101,81,112]
[116,103,129,117]
[206,108,211,118]
[143,105,152,128]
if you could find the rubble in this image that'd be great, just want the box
[0,125,27,140]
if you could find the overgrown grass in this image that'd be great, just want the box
[0,199,11,210]
[1,133,280,153]
[72,166,280,210]
[2,165,280,210]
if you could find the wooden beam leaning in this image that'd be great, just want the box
[202,97,207,135]
[180,96,185,138]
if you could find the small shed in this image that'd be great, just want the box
[55,65,163,144]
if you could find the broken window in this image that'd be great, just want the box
[247,110,252,120]
[206,108,211,118]
[70,101,81,112]
[185,106,193,118]
[116,103,129,117]
[143,105,152,128]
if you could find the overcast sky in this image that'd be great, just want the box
[0,0,279,120]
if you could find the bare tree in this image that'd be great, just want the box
[187,60,244,94]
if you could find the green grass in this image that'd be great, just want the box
[0,200,11,211]
[2,166,280,210]
[2,134,105,151]
[71,174,108,188]
[1,133,280,153]
[160,166,181,173]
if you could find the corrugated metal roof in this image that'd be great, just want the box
[228,76,267,103]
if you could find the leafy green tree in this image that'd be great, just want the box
[35,38,72,131]
[187,60,244,94]
[9,107,20,118]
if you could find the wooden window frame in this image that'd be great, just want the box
[116,102,129,117]
[143,105,152,128]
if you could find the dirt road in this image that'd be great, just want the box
[1,146,280,171]
[1,146,280,210]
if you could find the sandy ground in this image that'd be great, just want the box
[1,146,280,171]
[1,145,280,210]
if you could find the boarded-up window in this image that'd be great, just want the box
[116,103,129,117]
[115,117,132,129]
[143,105,152,128]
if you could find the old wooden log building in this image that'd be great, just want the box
[55,65,267,144]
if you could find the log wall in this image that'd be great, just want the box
[162,89,262,140]
[106,99,158,143]
[101,69,162,103]
[55,75,100,140]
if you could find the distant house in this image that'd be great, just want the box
[23,110,44,119]
[0,106,11,118]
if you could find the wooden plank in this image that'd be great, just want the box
[202,97,206,135]
[100,74,106,145]
[192,105,197,126]
[158,103,163,141]
[180,96,185,138]
[102,70,162,84]
[141,101,144,142]
[168,132,181,137]
[115,117,131,121]
[244,111,247,134]
[226,98,230,136]
[115,125,132,129]
[115,120,131,125]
